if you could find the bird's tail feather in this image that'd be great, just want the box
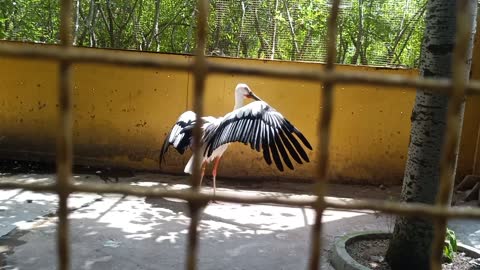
[159,111,197,168]
[184,156,194,174]
[159,129,173,168]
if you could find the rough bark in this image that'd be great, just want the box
[87,0,97,47]
[270,0,279,59]
[104,0,116,48]
[385,1,477,269]
[337,18,345,63]
[283,0,299,60]
[351,0,363,64]
[183,7,195,53]
[73,0,81,45]
[133,0,143,50]
[359,0,373,65]
[149,0,161,51]
[236,0,246,57]
[212,0,225,51]
[254,2,270,58]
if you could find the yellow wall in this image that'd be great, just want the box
[0,43,479,184]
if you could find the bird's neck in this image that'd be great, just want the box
[234,93,244,110]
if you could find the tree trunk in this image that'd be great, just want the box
[116,0,139,47]
[133,0,143,50]
[385,1,477,269]
[184,6,196,53]
[337,18,344,63]
[388,3,427,65]
[104,0,116,48]
[73,0,80,45]
[351,0,363,64]
[212,0,225,51]
[254,4,270,58]
[270,0,279,59]
[392,9,426,66]
[360,0,373,65]
[283,0,299,60]
[298,28,312,60]
[150,0,161,51]
[86,0,97,47]
[236,0,246,57]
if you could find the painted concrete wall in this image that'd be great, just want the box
[0,43,479,184]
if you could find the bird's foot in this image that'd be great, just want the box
[209,199,220,204]
[100,176,119,183]
[210,191,218,204]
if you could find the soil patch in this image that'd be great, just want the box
[346,239,480,270]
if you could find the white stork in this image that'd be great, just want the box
[159,83,312,194]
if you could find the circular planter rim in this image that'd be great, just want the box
[329,231,480,270]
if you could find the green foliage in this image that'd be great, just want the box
[0,0,427,68]
[443,228,458,263]
[0,0,59,42]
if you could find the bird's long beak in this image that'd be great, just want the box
[247,92,261,101]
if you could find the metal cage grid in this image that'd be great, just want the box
[0,0,480,270]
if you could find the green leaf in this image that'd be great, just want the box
[443,242,454,263]
[443,228,457,262]
[446,228,457,252]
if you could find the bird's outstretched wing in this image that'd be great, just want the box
[203,101,312,171]
[159,111,196,167]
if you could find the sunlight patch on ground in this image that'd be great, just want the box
[83,255,113,270]
[131,181,161,187]
[200,219,243,232]
[2,174,373,244]
[0,175,53,184]
[69,195,190,236]
[469,229,480,248]
[84,231,99,236]
[322,209,369,223]
[155,232,179,243]
[125,233,153,240]
[203,203,314,231]
[202,201,368,233]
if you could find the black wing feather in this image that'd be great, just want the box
[159,130,172,167]
[280,124,310,162]
[278,129,302,164]
[204,101,312,171]
[261,121,271,164]
[268,127,284,171]
[274,130,294,170]
[293,127,313,150]
[159,111,196,168]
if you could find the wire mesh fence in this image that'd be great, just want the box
[0,0,480,270]
[209,0,426,67]
[0,0,426,68]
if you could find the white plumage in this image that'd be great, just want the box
[159,83,312,194]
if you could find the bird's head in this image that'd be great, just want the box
[235,83,261,101]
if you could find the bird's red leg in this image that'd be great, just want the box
[212,156,221,197]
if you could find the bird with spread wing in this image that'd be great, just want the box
[159,83,312,194]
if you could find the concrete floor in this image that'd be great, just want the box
[0,172,478,270]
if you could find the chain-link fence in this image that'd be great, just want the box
[0,0,480,270]
[209,0,426,67]
[1,0,426,67]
